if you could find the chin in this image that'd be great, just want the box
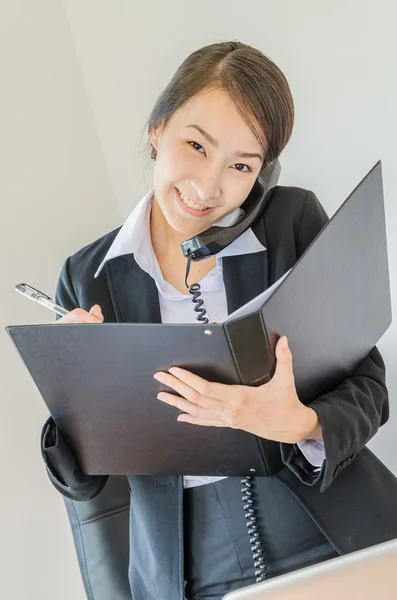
[169,220,202,238]
[163,208,207,236]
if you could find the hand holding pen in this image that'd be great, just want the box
[15,283,103,324]
[54,304,103,324]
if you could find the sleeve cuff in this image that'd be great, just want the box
[280,442,325,488]
[297,439,326,471]
[41,416,108,501]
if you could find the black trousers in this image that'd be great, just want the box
[183,475,340,600]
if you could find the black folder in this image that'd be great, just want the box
[6,161,392,476]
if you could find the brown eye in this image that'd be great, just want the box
[188,141,205,153]
[188,141,251,173]
[235,164,252,173]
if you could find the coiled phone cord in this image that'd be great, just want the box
[241,475,267,582]
[184,255,267,583]
[184,256,210,324]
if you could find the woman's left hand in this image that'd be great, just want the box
[153,336,322,444]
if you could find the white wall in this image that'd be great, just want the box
[0,1,119,598]
[1,0,396,598]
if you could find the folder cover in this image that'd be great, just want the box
[6,162,392,476]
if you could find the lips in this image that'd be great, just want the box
[176,187,209,209]
[175,187,213,216]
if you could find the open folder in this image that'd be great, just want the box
[6,161,392,476]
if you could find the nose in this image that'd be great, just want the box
[190,167,221,204]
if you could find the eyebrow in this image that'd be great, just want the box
[186,123,263,161]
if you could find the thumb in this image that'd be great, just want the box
[274,336,293,379]
[89,304,104,321]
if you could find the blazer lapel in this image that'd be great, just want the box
[104,233,269,323]
[105,254,162,323]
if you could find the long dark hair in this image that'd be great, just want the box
[142,40,294,168]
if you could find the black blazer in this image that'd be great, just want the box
[41,185,397,600]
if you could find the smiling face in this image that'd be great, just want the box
[149,86,267,240]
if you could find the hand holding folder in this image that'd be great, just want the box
[6,162,392,477]
[154,332,320,443]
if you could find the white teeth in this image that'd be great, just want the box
[177,188,208,211]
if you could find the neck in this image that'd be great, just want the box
[149,194,218,292]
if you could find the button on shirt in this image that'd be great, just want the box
[95,188,326,488]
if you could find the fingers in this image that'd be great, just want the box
[166,366,234,401]
[154,371,222,411]
[54,305,104,324]
[177,414,227,427]
[89,304,104,321]
[157,391,224,421]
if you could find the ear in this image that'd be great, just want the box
[149,121,165,152]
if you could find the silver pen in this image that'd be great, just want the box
[15,283,215,323]
[15,283,69,317]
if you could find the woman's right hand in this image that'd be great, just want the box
[54,304,104,324]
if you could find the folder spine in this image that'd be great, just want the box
[223,313,283,477]
[223,311,273,386]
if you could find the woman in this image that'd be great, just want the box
[42,41,397,600]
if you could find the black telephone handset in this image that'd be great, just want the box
[181,159,281,584]
[180,159,281,262]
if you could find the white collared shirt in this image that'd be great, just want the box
[95,188,325,488]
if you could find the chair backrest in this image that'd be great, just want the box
[64,475,132,600]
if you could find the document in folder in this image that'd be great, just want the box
[6,161,392,476]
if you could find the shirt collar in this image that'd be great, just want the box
[94,188,266,279]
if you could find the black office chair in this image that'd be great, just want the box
[63,476,131,599]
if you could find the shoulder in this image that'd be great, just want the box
[66,225,122,285]
[265,185,328,227]
[254,185,329,258]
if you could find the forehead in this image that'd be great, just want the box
[170,87,263,149]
